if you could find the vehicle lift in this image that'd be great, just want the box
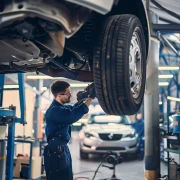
[0,73,26,180]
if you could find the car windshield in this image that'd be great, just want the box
[88,114,128,124]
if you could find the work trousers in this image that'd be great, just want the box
[138,136,144,159]
[43,141,73,180]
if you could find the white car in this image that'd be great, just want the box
[0,0,149,115]
[79,113,139,159]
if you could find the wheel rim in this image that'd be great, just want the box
[129,28,142,99]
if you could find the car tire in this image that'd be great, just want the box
[80,149,88,159]
[93,15,146,115]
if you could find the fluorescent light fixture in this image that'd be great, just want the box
[158,75,173,79]
[4,85,19,88]
[70,83,89,87]
[42,87,47,91]
[167,96,180,102]
[158,66,179,70]
[168,34,180,44]
[79,119,88,123]
[33,87,47,91]
[158,82,169,86]
[73,122,81,126]
[159,101,162,105]
[27,75,67,80]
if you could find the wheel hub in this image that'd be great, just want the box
[129,30,142,99]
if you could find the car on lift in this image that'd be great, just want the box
[0,0,149,115]
[79,112,139,159]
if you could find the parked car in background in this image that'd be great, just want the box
[79,112,139,159]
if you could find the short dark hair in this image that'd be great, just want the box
[51,81,70,97]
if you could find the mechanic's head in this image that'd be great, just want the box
[51,80,71,105]
[136,113,142,121]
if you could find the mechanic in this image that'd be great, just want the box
[43,81,96,180]
[127,113,144,160]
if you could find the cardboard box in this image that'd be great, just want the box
[13,165,21,178]
[14,156,42,179]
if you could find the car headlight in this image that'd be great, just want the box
[85,132,94,138]
[125,131,136,138]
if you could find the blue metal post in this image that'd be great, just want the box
[28,142,33,178]
[0,74,5,106]
[6,121,15,180]
[18,73,26,124]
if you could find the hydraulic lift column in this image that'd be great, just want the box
[144,10,160,179]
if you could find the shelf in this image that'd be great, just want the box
[164,148,180,154]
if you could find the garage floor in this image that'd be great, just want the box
[14,132,168,180]
[70,132,145,180]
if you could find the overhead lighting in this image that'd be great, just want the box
[70,83,90,88]
[42,87,47,91]
[73,122,81,126]
[159,101,162,105]
[158,82,169,86]
[4,85,19,88]
[27,75,67,80]
[33,87,48,91]
[158,75,173,79]
[158,66,179,70]
[167,96,180,102]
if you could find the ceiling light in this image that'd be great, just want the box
[73,122,81,126]
[167,96,180,102]
[4,85,19,88]
[42,87,47,91]
[27,75,67,80]
[158,75,173,78]
[158,82,169,86]
[159,101,162,105]
[158,66,179,70]
[33,87,47,91]
[70,83,90,88]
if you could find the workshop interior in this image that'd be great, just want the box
[0,0,180,180]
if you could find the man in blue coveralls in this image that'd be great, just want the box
[43,81,95,180]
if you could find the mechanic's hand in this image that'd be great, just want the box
[89,86,96,99]
[77,91,84,102]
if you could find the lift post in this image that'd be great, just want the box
[0,73,26,180]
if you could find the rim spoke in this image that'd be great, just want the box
[129,32,142,99]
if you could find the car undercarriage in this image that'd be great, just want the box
[0,0,149,115]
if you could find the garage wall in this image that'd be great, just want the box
[3,89,35,156]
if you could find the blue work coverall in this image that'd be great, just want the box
[44,100,89,180]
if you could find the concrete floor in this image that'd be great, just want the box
[70,132,145,180]
[14,131,168,180]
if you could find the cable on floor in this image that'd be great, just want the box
[74,177,90,180]
[73,170,104,180]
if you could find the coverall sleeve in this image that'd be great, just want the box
[125,122,136,128]
[50,103,89,125]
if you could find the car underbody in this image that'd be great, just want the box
[0,0,150,115]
